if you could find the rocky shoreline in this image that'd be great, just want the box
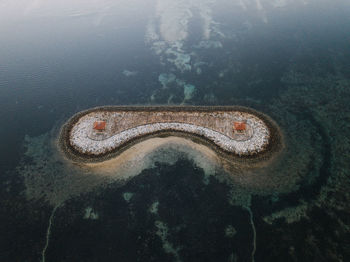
[59,106,283,163]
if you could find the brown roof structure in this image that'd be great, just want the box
[233,121,246,131]
[93,121,106,131]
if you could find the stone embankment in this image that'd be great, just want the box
[59,106,282,162]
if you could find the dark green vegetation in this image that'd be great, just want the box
[43,159,255,262]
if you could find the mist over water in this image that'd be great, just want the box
[1,0,350,261]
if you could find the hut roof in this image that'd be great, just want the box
[93,121,106,131]
[234,121,246,131]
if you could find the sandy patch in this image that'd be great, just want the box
[82,136,220,180]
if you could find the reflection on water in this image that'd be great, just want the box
[1,0,350,261]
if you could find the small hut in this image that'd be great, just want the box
[93,121,106,132]
[233,121,246,132]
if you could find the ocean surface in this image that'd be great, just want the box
[0,0,350,261]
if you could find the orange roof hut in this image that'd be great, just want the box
[93,121,106,131]
[233,121,246,131]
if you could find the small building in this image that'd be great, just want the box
[233,121,246,132]
[93,121,106,132]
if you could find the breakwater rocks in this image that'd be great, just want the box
[59,106,282,163]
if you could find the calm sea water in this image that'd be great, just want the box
[1,1,350,261]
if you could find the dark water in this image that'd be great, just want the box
[1,1,350,261]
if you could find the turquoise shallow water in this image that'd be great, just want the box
[0,1,350,261]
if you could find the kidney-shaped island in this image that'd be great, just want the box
[59,106,283,163]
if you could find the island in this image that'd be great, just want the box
[59,106,282,163]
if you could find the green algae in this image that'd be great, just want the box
[123,192,134,202]
[225,225,237,238]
